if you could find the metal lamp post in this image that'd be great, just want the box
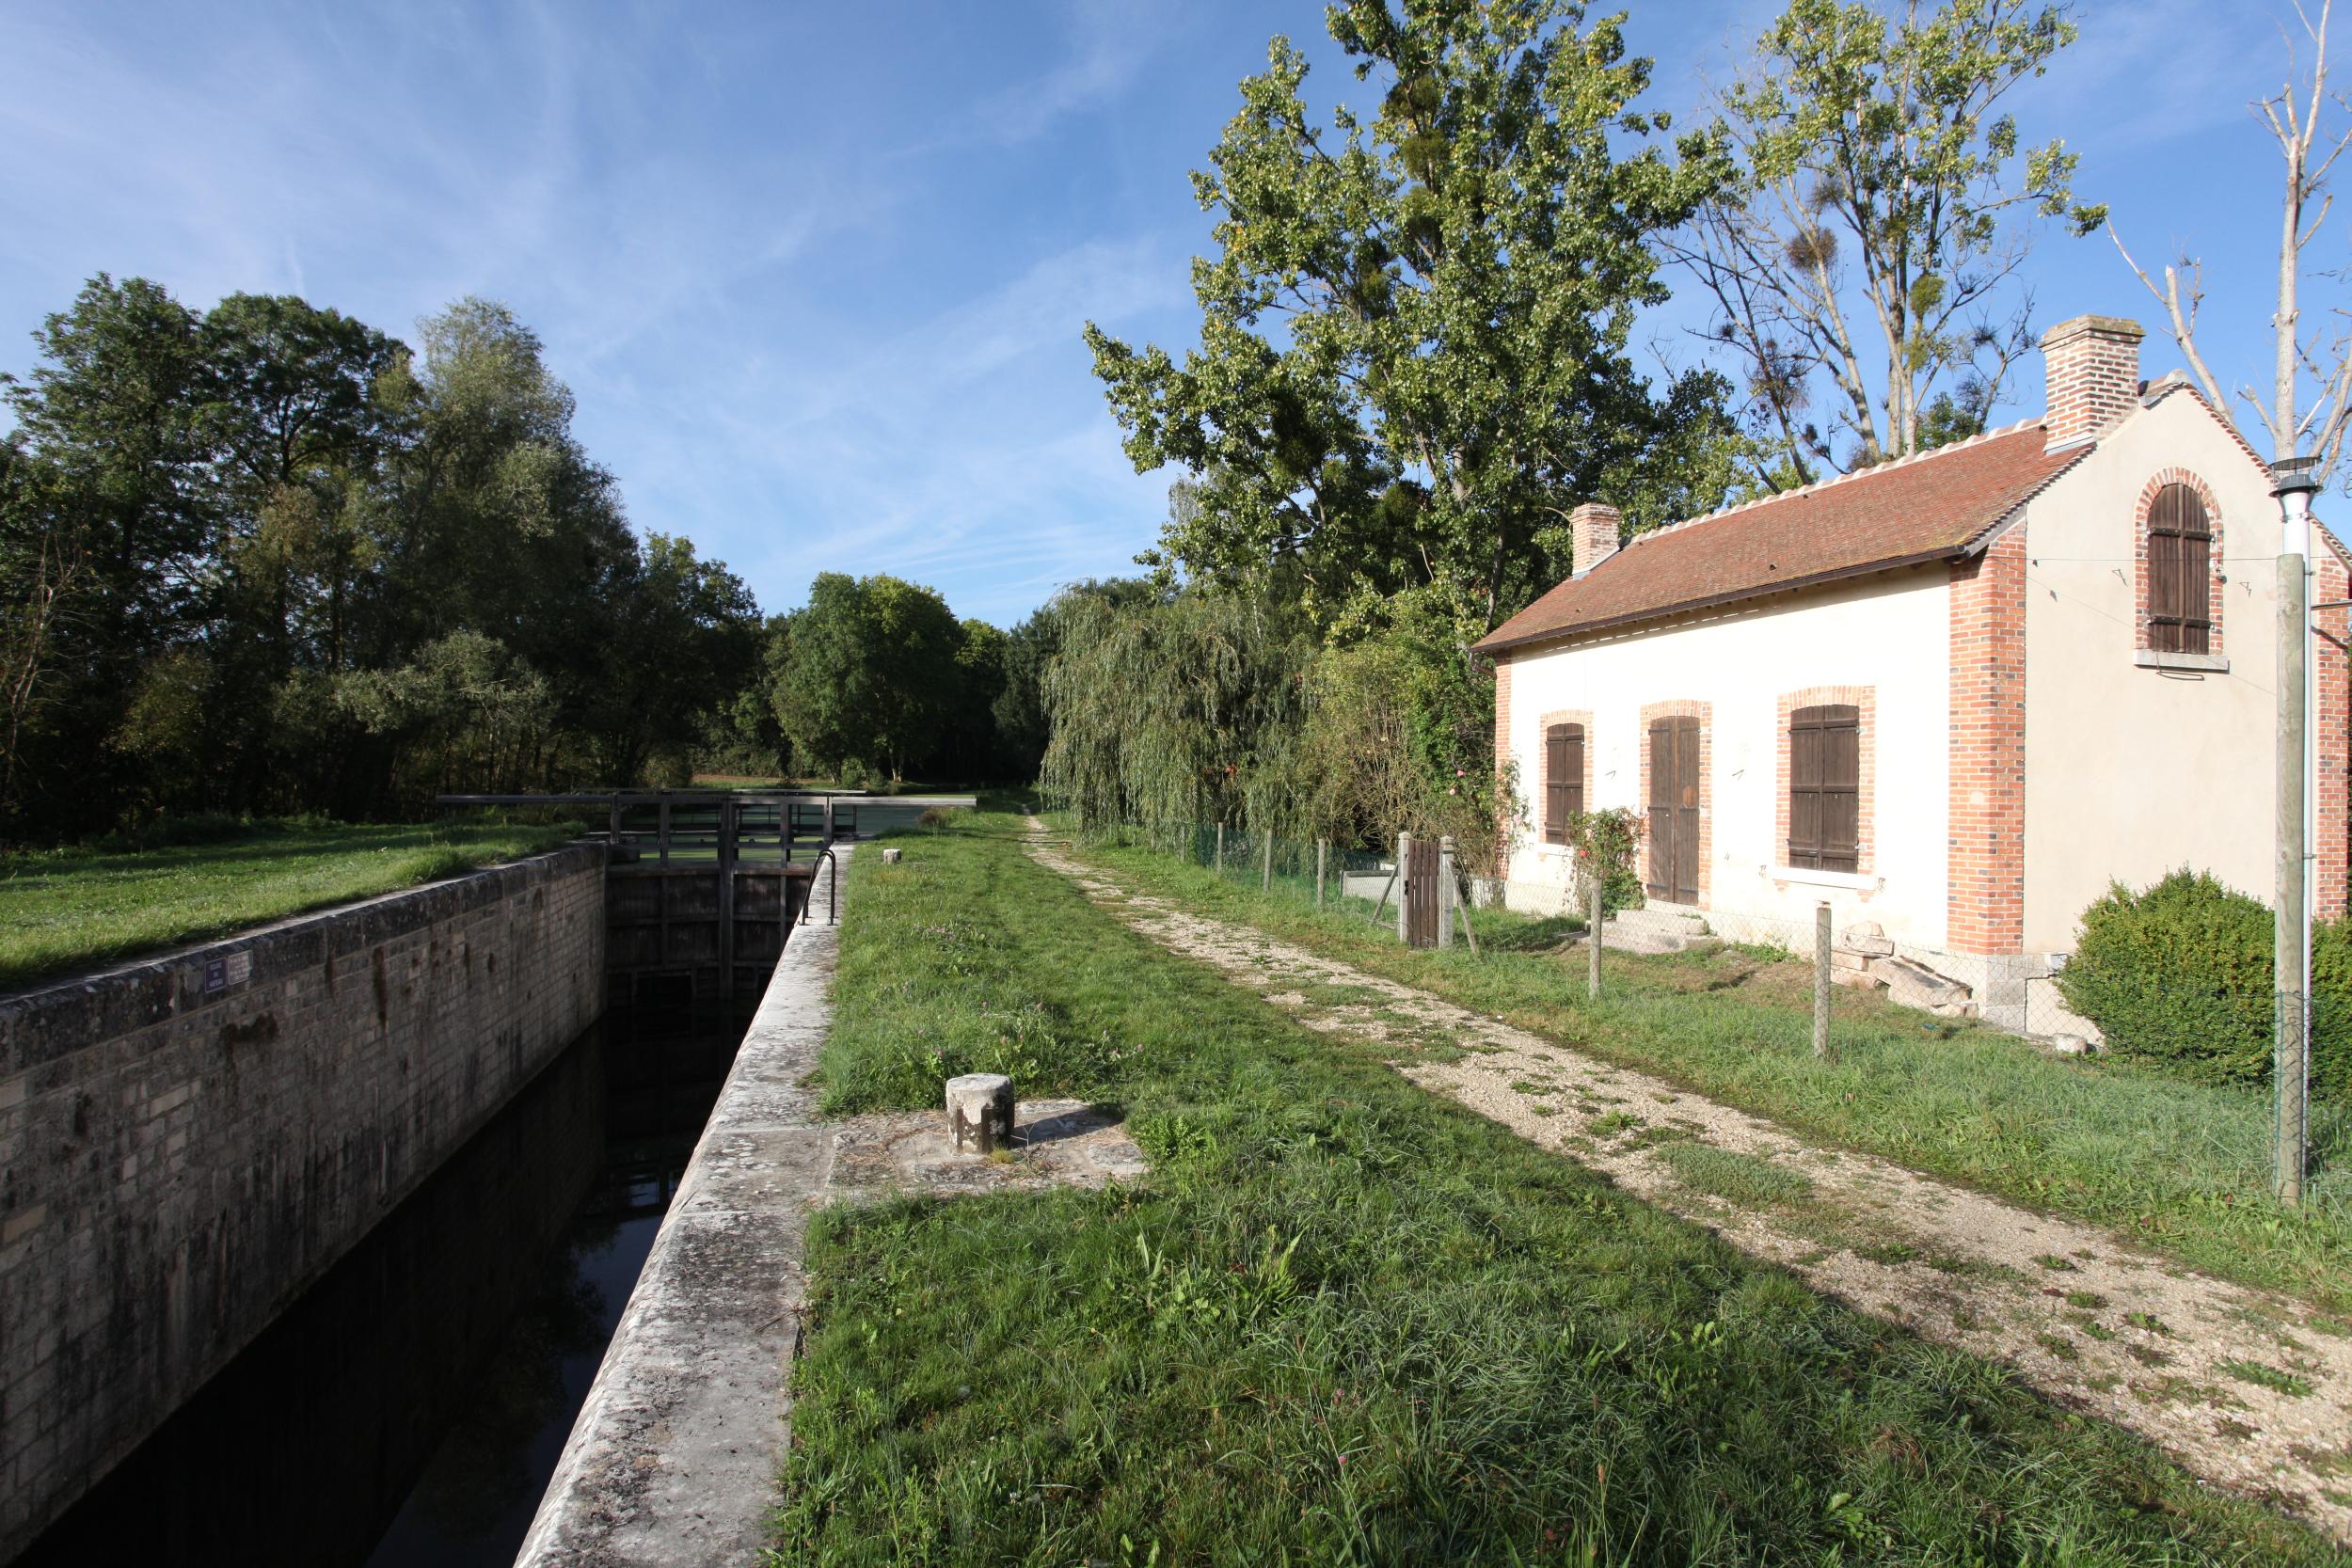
[2273,454,2321,1205]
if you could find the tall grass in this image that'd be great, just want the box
[772,812,2343,1565]
[0,816,582,991]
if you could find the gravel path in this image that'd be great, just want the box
[1024,824,2352,1542]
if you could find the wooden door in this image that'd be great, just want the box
[1404,834,1440,947]
[1645,716,1701,904]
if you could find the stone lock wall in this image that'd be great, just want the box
[0,846,605,1560]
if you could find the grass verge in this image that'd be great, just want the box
[0,816,581,992]
[1076,832,2352,1315]
[771,810,2343,1563]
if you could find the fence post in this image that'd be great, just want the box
[1438,835,1455,948]
[1315,838,1327,911]
[1588,874,1603,1000]
[1396,831,1412,943]
[1262,828,1273,893]
[1813,901,1833,1059]
[1215,821,1225,875]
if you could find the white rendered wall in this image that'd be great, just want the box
[2019,395,2284,952]
[1502,569,1953,947]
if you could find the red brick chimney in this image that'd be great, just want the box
[1571,502,1622,577]
[2040,314,2144,447]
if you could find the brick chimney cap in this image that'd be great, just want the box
[2039,313,2144,348]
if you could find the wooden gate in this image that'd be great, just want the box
[1403,834,1440,947]
[1645,716,1702,904]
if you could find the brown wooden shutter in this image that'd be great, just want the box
[1788,704,1860,871]
[2148,484,2214,655]
[1543,723,1583,844]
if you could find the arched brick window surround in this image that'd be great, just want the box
[2133,469,2225,655]
[1773,686,1876,889]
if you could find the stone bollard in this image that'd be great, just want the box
[881,847,903,864]
[946,1072,1016,1155]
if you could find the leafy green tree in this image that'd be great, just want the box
[336,630,556,804]
[1673,0,2105,480]
[597,531,762,784]
[0,442,89,831]
[940,617,1009,781]
[0,275,213,638]
[991,602,1060,783]
[0,275,782,834]
[771,574,966,784]
[0,276,213,831]
[1086,0,1727,634]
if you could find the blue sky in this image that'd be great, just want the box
[0,0,2326,627]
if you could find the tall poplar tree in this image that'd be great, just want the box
[1672,0,2104,483]
[1085,0,1731,637]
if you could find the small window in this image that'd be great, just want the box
[1543,722,1583,844]
[2148,483,2214,654]
[1788,705,1859,871]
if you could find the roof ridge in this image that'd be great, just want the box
[1623,418,2047,550]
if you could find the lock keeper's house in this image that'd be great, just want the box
[1475,314,2352,1032]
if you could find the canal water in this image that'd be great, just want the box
[17,1003,750,1568]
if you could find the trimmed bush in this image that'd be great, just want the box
[2057,869,2351,1104]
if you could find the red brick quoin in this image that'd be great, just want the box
[1947,528,2027,954]
[2319,546,2351,920]
[1491,656,1514,874]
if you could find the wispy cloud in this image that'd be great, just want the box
[974,2,1173,143]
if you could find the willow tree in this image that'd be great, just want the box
[1039,585,1312,835]
[1085,0,1726,637]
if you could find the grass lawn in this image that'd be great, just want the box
[1072,830,2352,1317]
[771,809,2343,1564]
[0,816,584,992]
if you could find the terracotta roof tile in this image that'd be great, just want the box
[1474,421,2089,654]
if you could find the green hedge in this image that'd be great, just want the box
[2057,869,2351,1104]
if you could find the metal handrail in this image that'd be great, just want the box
[807,847,838,927]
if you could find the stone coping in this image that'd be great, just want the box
[514,844,848,1568]
[0,843,606,1079]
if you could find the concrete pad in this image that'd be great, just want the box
[827,1099,1148,1202]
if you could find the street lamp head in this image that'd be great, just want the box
[2272,454,2324,498]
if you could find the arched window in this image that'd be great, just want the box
[2147,483,2214,655]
